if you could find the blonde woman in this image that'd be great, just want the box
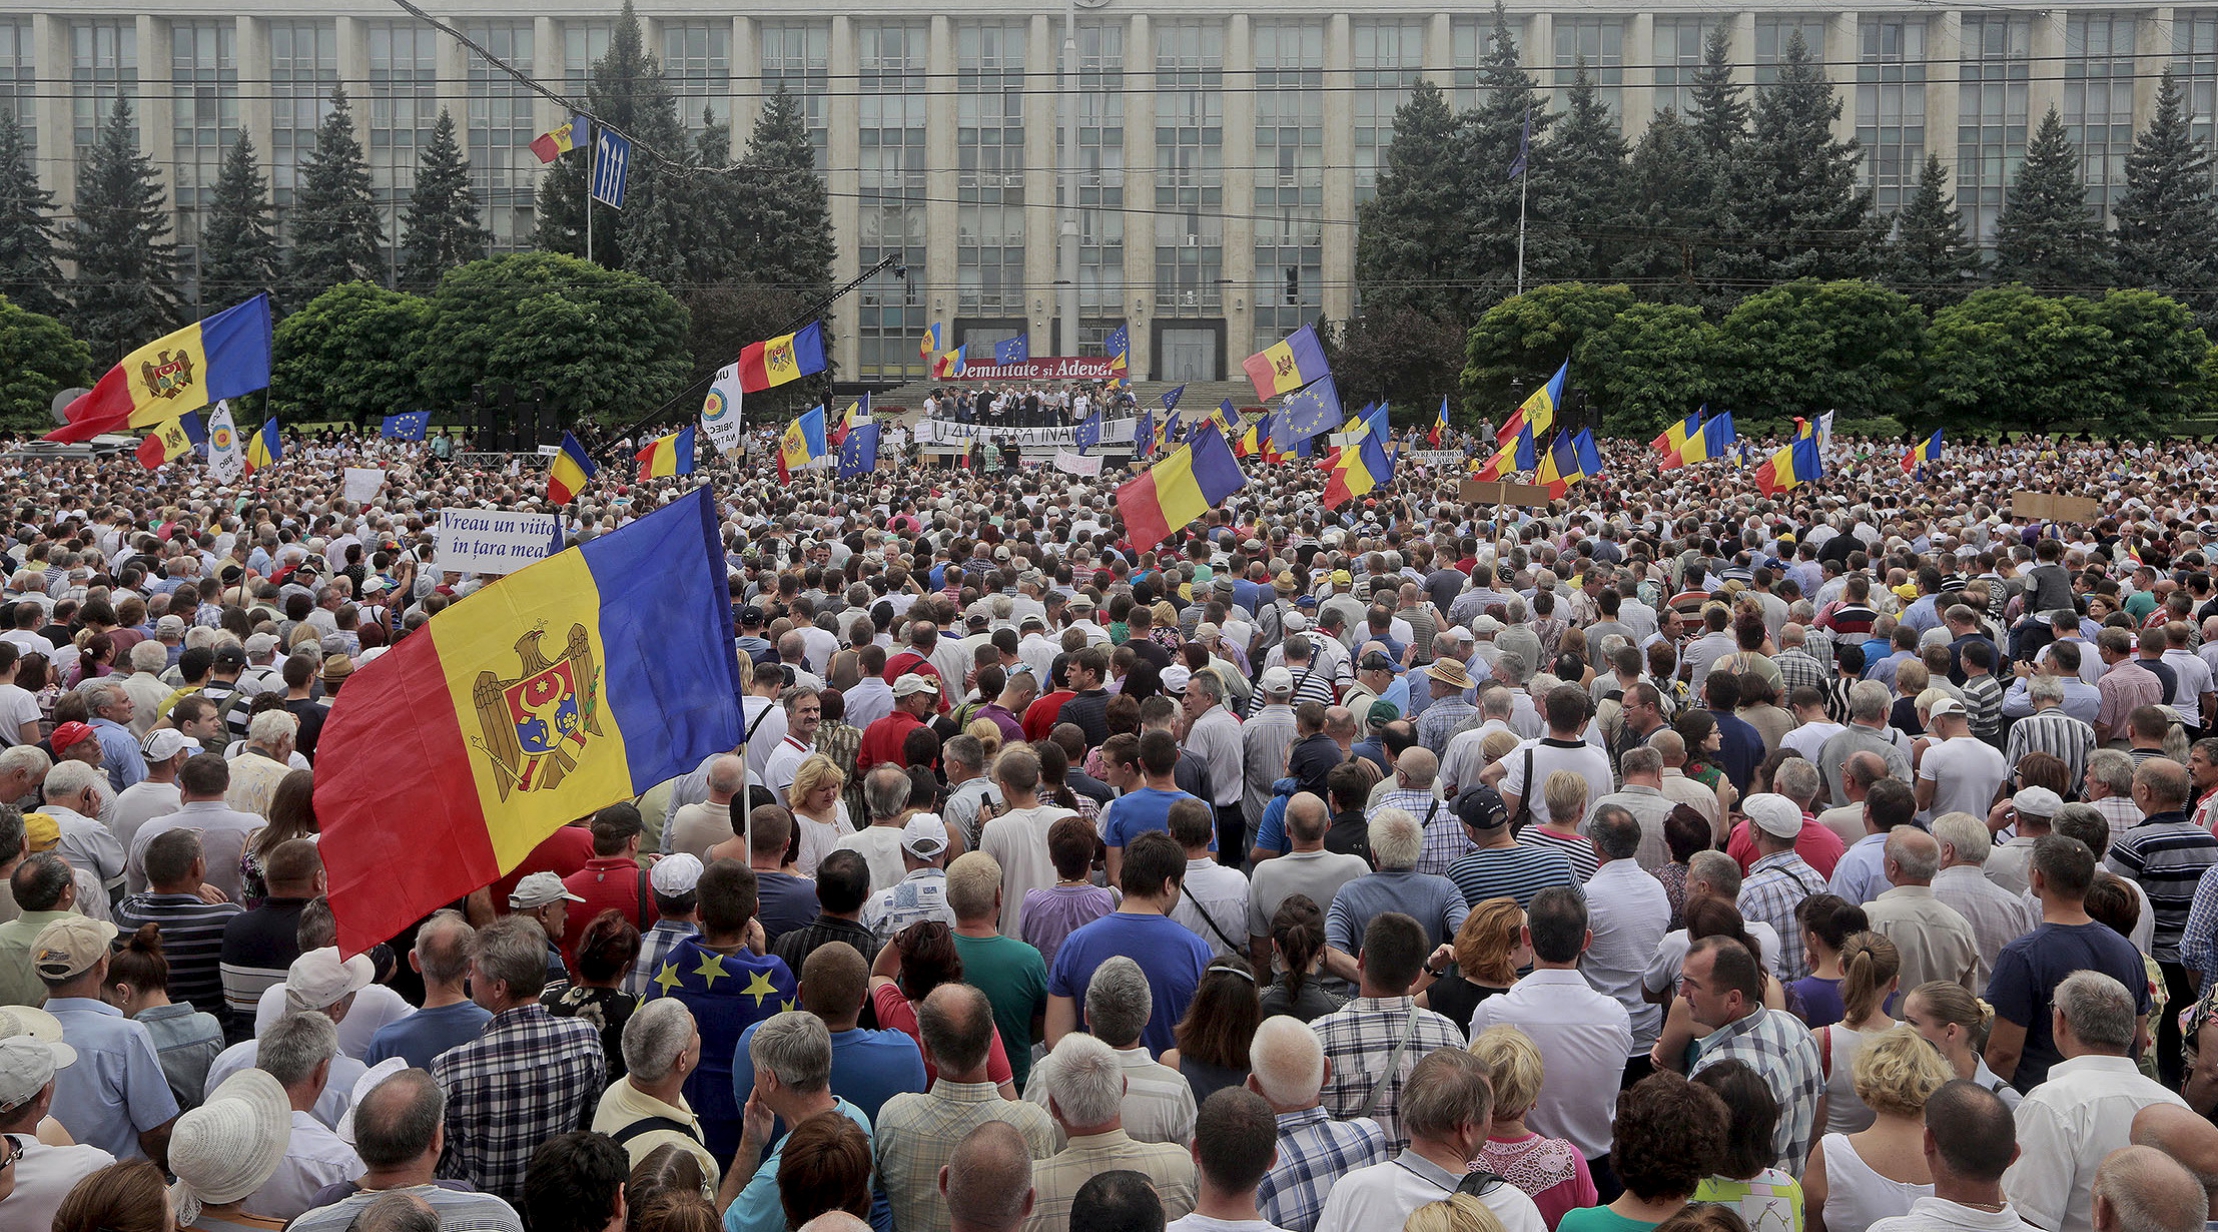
[788,754,852,876]
[1469,1025,1597,1228]
[1802,1026,1949,1232]
[1523,770,1598,882]
[1405,1193,1510,1232]
[1900,981,2020,1108]
[1813,932,1903,1136]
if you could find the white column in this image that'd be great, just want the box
[1124,14,1155,380]
[1525,12,1553,105]
[435,18,469,142]
[924,16,957,337]
[1729,12,1757,89]
[1827,12,1861,148]
[1023,14,1056,350]
[731,18,758,142]
[1926,11,1962,189]
[1623,14,1655,138]
[826,17,860,377]
[2028,9,2065,129]
[138,17,174,202]
[2138,9,2174,126]
[1320,14,1353,325]
[533,18,562,135]
[1222,14,1254,366]
[1423,12,1453,89]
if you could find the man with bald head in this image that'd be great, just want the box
[940,1123,1033,1232]
[878,983,1054,1232]
[1862,827,1980,993]
[1246,792,1368,977]
[2091,1146,2206,1232]
[2109,756,2218,1088]
[2133,1104,2218,1222]
[1865,1080,2023,1232]
[667,754,747,858]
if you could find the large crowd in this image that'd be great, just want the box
[4,425,2218,1232]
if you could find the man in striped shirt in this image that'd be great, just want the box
[2006,673,2097,792]
[2106,757,2218,1087]
[112,829,241,1025]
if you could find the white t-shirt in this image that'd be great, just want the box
[1498,738,1616,827]
[0,682,39,744]
[1169,1217,1290,1232]
[1916,736,2010,821]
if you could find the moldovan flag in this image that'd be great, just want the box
[1651,408,1703,458]
[1497,359,1567,446]
[136,411,205,470]
[48,294,274,442]
[1757,433,1825,497]
[546,431,594,503]
[1902,428,1943,474]
[1117,420,1248,549]
[1536,428,1603,499]
[1241,324,1330,401]
[529,114,588,163]
[737,321,827,393]
[1322,404,1393,509]
[313,486,743,955]
[244,416,282,473]
[1473,425,1536,482]
[1676,411,1736,467]
[635,426,695,479]
[778,406,827,483]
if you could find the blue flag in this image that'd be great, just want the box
[1134,408,1154,454]
[994,334,1029,366]
[1103,323,1129,359]
[1075,411,1102,456]
[1272,375,1343,448]
[838,421,881,478]
[380,411,430,441]
[1161,384,1186,413]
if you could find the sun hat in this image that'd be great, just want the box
[283,946,377,1013]
[168,1068,292,1225]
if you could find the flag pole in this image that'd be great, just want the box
[1515,155,1528,298]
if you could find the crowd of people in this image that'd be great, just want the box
[918,381,1136,429]
[5,425,2218,1232]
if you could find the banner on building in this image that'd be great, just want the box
[934,357,1126,382]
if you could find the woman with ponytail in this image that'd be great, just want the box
[103,923,223,1113]
[1900,980,2020,1108]
[1814,932,1902,1136]
[1259,894,1343,1023]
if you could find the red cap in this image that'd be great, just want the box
[50,721,95,754]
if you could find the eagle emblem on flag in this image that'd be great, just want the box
[473,623,604,799]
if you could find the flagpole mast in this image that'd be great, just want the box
[1515,159,1528,299]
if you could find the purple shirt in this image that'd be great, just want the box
[1019,884,1117,969]
[978,703,1025,745]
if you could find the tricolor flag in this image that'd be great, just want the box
[1757,433,1825,497]
[1674,412,1735,467]
[546,431,594,503]
[829,395,868,448]
[1322,404,1394,509]
[137,410,205,470]
[244,416,282,473]
[931,346,968,380]
[1429,396,1449,447]
[1474,425,1537,482]
[1116,420,1248,549]
[1498,359,1567,446]
[1651,408,1703,458]
[778,406,827,483]
[529,114,588,163]
[920,322,944,360]
[48,294,274,442]
[635,426,696,480]
[1536,428,1604,499]
[1241,324,1330,401]
[314,487,744,954]
[1902,428,1943,476]
[737,321,828,393]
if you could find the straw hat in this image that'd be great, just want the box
[168,1068,291,1224]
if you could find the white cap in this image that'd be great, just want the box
[1260,666,1295,695]
[891,674,940,698]
[284,947,376,1013]
[1744,793,1805,840]
[900,813,950,858]
[651,853,705,895]
[508,871,585,911]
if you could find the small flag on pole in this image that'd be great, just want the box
[380,412,429,441]
[529,114,588,164]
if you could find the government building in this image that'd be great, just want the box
[4,3,2200,383]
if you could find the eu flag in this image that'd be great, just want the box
[838,421,881,478]
[994,334,1029,366]
[381,411,430,441]
[1075,411,1102,456]
[1271,375,1343,449]
[1161,384,1186,413]
[1103,323,1129,359]
[1134,409,1154,454]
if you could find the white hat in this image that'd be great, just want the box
[1160,664,1192,694]
[900,813,950,859]
[0,1032,75,1112]
[284,946,376,1013]
[651,853,705,896]
[334,1056,409,1146]
[508,871,585,912]
[1744,793,1805,840]
[1260,666,1295,695]
[140,728,196,762]
[891,674,940,698]
[1927,697,1969,720]
[2012,786,2063,818]
[1283,611,1311,633]
[169,1068,292,1224]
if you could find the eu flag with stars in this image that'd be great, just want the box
[1271,375,1343,449]
[1103,323,1129,360]
[1075,411,1102,455]
[994,334,1029,366]
[1134,408,1154,454]
[838,421,881,478]
[381,411,429,441]
[1161,384,1186,414]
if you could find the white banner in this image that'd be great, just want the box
[1052,449,1103,477]
[343,467,386,503]
[701,363,745,456]
[916,416,1135,449]
[205,400,243,484]
[1404,450,1467,466]
[434,510,562,576]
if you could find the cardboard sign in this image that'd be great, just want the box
[1460,480,1554,506]
[434,510,562,576]
[2010,491,2103,524]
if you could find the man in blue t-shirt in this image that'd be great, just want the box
[729,940,923,1125]
[1102,730,1205,883]
[1984,833,2152,1092]
[1047,830,1211,1056]
[363,912,491,1068]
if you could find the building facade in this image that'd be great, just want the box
[6,3,2204,384]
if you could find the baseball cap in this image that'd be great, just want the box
[0,1033,75,1112]
[244,632,280,655]
[1744,793,1805,840]
[49,721,95,755]
[891,674,940,698]
[901,813,950,858]
[141,728,196,762]
[1366,699,1400,731]
[1160,665,1192,695]
[1927,697,1968,720]
[737,604,767,627]
[1260,666,1295,695]
[509,871,585,911]
[1283,611,1311,633]
[650,853,705,896]
[2012,786,2063,818]
[21,813,58,853]
[31,915,117,981]
[1453,786,1510,831]
[1020,613,1047,630]
[155,614,186,634]
[213,644,248,668]
[1194,622,1221,642]
[360,576,388,595]
[283,947,377,1013]
[1359,651,1397,673]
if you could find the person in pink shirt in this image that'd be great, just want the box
[1470,1024,1598,1229]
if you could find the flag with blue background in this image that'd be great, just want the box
[381,412,430,441]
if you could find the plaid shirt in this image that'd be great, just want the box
[1774,648,1830,701]
[1258,1105,1392,1232]
[1414,696,1478,757]
[625,918,699,998]
[1693,1006,1823,1178]
[431,1003,605,1203]
[1312,995,1467,1154]
[1738,852,1827,981]
[1371,789,1466,877]
[876,1080,1057,1232]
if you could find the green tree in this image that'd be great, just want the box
[1355,79,1467,322]
[536,0,688,275]
[1715,32,1879,288]
[1715,279,1924,422]
[399,109,490,291]
[0,113,64,320]
[287,85,384,300]
[1992,107,2114,293]
[62,94,183,365]
[1543,61,1629,282]
[736,87,835,299]
[417,252,691,424]
[1323,305,1468,413]
[1886,154,1979,310]
[2113,68,2218,318]
[1458,1,1562,317]
[2074,290,2210,436]
[269,281,433,423]
[198,133,280,314]
[1584,301,1719,435]
[1612,111,1712,305]
[1923,286,2203,436]
[0,296,90,431]
[1687,24,1748,156]
[1461,283,1636,412]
